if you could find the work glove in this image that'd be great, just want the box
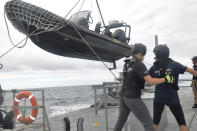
[165,72,175,84]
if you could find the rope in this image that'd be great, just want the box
[70,22,118,79]
[79,0,86,11]
[4,11,28,48]
[1,3,68,61]
[95,0,106,27]
[91,0,93,9]
[0,37,28,59]
[2,0,83,59]
[3,0,86,52]
[1,9,32,60]
[64,0,82,19]
[3,3,66,59]
[64,0,118,79]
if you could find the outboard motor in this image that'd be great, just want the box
[113,29,127,42]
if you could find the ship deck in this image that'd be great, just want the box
[9,86,197,131]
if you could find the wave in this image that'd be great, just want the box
[48,104,90,118]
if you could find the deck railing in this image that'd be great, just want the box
[92,79,196,131]
[0,88,51,131]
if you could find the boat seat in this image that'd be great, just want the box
[102,27,113,37]
[95,21,101,33]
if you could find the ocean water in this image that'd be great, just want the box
[43,85,94,118]
[1,85,94,118]
[1,74,193,119]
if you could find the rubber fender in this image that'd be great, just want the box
[64,117,70,131]
[77,117,84,131]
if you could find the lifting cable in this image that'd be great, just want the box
[79,0,86,12]
[68,0,118,79]
[70,22,118,79]
[0,37,28,59]
[95,0,106,28]
[64,0,82,19]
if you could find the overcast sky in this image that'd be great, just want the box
[0,0,196,89]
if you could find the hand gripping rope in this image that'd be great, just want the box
[13,91,38,125]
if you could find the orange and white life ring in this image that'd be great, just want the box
[13,91,38,124]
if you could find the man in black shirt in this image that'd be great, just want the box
[191,56,197,108]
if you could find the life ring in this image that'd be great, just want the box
[13,91,38,124]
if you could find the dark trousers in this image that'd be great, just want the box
[153,103,186,126]
[114,97,155,131]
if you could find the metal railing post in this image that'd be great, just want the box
[42,90,51,131]
[77,117,84,131]
[103,86,108,131]
[93,88,97,114]
[12,91,16,128]
[42,90,46,131]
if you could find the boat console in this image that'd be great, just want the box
[70,11,131,43]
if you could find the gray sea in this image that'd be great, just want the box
[1,73,192,119]
[1,85,94,118]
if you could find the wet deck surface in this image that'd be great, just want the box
[11,86,197,131]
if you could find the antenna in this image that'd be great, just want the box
[155,35,158,46]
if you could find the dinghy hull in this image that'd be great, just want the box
[5,0,132,62]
